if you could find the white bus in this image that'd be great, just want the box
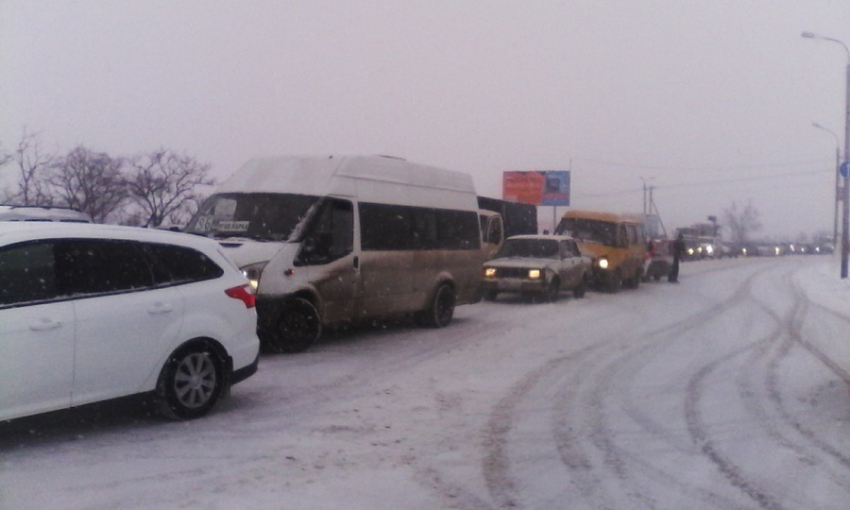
[185,155,484,352]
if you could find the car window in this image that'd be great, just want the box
[296,198,354,265]
[561,240,579,257]
[55,239,155,295]
[145,243,224,284]
[0,241,59,306]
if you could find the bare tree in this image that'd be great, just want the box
[50,146,127,223]
[5,131,55,206]
[125,149,215,227]
[724,199,762,244]
[0,142,11,169]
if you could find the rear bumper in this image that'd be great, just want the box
[231,352,259,385]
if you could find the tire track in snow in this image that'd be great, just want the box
[761,271,850,483]
[685,261,850,509]
[482,344,605,509]
[570,268,765,508]
[482,267,765,508]
[684,342,788,510]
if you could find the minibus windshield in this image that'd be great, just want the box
[185,193,320,241]
[555,218,616,246]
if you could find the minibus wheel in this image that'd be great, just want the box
[420,283,455,328]
[266,298,321,353]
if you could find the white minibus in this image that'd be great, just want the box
[185,155,483,352]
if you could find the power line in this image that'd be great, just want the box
[573,167,832,199]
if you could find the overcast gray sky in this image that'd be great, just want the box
[2,0,850,238]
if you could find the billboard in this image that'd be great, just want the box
[503,171,570,206]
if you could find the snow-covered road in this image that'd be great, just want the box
[2,256,850,509]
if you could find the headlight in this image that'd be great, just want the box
[484,267,497,278]
[241,261,268,290]
[706,245,714,255]
[687,248,694,256]
[597,258,609,269]
[528,269,541,279]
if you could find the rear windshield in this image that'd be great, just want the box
[185,192,319,241]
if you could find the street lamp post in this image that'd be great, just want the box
[812,122,841,244]
[803,31,850,278]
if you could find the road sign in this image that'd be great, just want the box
[841,161,850,178]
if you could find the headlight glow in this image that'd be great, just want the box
[241,262,268,290]
[484,267,497,278]
[528,269,541,279]
[687,248,694,256]
[597,258,609,269]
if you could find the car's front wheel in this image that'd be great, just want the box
[573,275,587,298]
[156,343,224,420]
[544,277,560,302]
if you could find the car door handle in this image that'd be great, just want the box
[148,302,173,314]
[29,317,63,331]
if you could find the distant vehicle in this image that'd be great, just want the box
[482,235,591,302]
[0,205,92,223]
[555,210,647,291]
[477,196,538,237]
[184,155,484,353]
[0,222,260,422]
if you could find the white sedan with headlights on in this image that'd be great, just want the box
[482,235,592,302]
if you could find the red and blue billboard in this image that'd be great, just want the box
[503,171,570,206]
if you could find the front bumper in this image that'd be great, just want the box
[482,278,546,294]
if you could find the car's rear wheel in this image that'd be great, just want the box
[156,343,223,420]
[264,298,321,353]
[420,283,455,328]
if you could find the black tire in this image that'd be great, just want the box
[421,283,455,328]
[156,343,224,420]
[607,270,622,293]
[573,275,587,298]
[484,289,498,301]
[264,298,321,353]
[545,278,560,303]
[629,270,641,289]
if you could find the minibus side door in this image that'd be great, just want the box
[296,198,358,323]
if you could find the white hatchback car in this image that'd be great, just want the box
[0,222,260,421]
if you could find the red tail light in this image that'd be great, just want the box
[225,284,256,308]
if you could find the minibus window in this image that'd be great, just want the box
[296,199,354,265]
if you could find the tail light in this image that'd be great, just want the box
[225,284,256,308]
